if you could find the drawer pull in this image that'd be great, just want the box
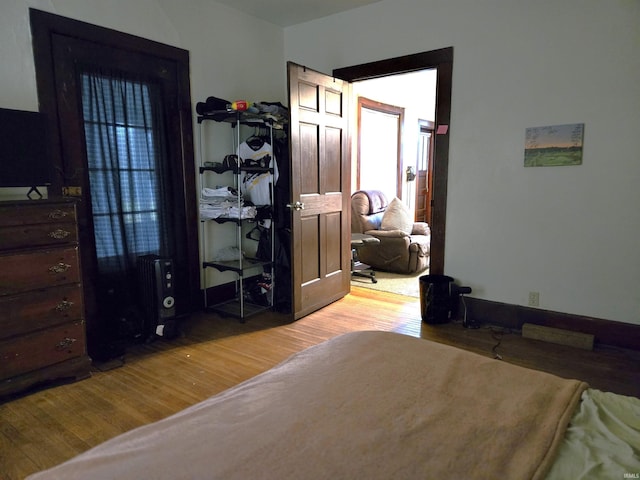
[55,300,74,312]
[48,229,71,240]
[55,337,77,350]
[48,209,69,219]
[49,263,71,274]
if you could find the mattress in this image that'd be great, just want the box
[27,331,639,479]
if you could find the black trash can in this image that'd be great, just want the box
[419,274,454,324]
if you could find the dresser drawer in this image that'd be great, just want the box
[0,247,80,296]
[0,321,86,379]
[0,285,84,340]
[0,202,76,227]
[0,222,78,250]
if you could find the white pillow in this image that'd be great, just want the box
[380,197,413,234]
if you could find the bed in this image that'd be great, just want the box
[27,331,640,479]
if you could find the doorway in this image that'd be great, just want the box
[352,70,436,220]
[286,49,452,319]
[334,47,453,275]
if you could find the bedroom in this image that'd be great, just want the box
[0,0,639,478]
[1,0,637,333]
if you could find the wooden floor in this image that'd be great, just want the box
[2,287,639,479]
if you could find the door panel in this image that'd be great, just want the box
[301,217,320,283]
[325,128,342,191]
[300,124,319,193]
[326,212,342,272]
[325,90,343,115]
[288,62,350,319]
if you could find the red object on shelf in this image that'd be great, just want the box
[228,100,249,111]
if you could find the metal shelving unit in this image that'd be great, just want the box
[197,109,276,321]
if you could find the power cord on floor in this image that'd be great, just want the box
[452,302,512,360]
[487,326,518,360]
[490,327,504,360]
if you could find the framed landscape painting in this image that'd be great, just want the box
[524,123,584,167]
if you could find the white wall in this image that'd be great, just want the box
[285,0,640,325]
[2,0,638,324]
[0,0,285,286]
[0,0,285,108]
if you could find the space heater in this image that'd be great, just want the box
[137,255,176,338]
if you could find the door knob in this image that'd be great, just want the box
[286,201,305,211]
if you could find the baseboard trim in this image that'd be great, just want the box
[464,297,640,351]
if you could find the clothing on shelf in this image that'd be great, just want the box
[241,173,272,206]
[200,187,257,220]
[238,136,279,182]
[199,203,257,220]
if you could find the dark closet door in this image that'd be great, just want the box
[30,10,197,357]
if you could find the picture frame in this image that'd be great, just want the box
[524,123,584,167]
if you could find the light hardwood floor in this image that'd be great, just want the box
[2,287,639,479]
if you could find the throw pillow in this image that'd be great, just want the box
[381,197,413,234]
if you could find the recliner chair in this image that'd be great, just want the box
[351,190,430,274]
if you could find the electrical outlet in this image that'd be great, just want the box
[528,291,540,307]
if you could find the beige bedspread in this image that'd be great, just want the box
[28,331,587,480]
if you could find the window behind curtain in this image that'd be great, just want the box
[81,71,170,275]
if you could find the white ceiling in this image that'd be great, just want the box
[213,0,383,27]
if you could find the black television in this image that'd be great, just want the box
[0,107,52,195]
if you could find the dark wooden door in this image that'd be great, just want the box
[31,10,197,357]
[415,123,434,223]
[287,62,351,319]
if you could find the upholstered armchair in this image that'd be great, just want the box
[351,190,430,274]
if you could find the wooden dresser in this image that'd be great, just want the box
[0,199,91,398]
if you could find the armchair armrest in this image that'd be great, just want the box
[412,222,430,236]
[364,229,410,239]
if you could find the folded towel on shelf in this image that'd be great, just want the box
[200,202,232,220]
[200,202,257,220]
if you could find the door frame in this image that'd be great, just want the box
[334,47,453,275]
[30,9,199,352]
